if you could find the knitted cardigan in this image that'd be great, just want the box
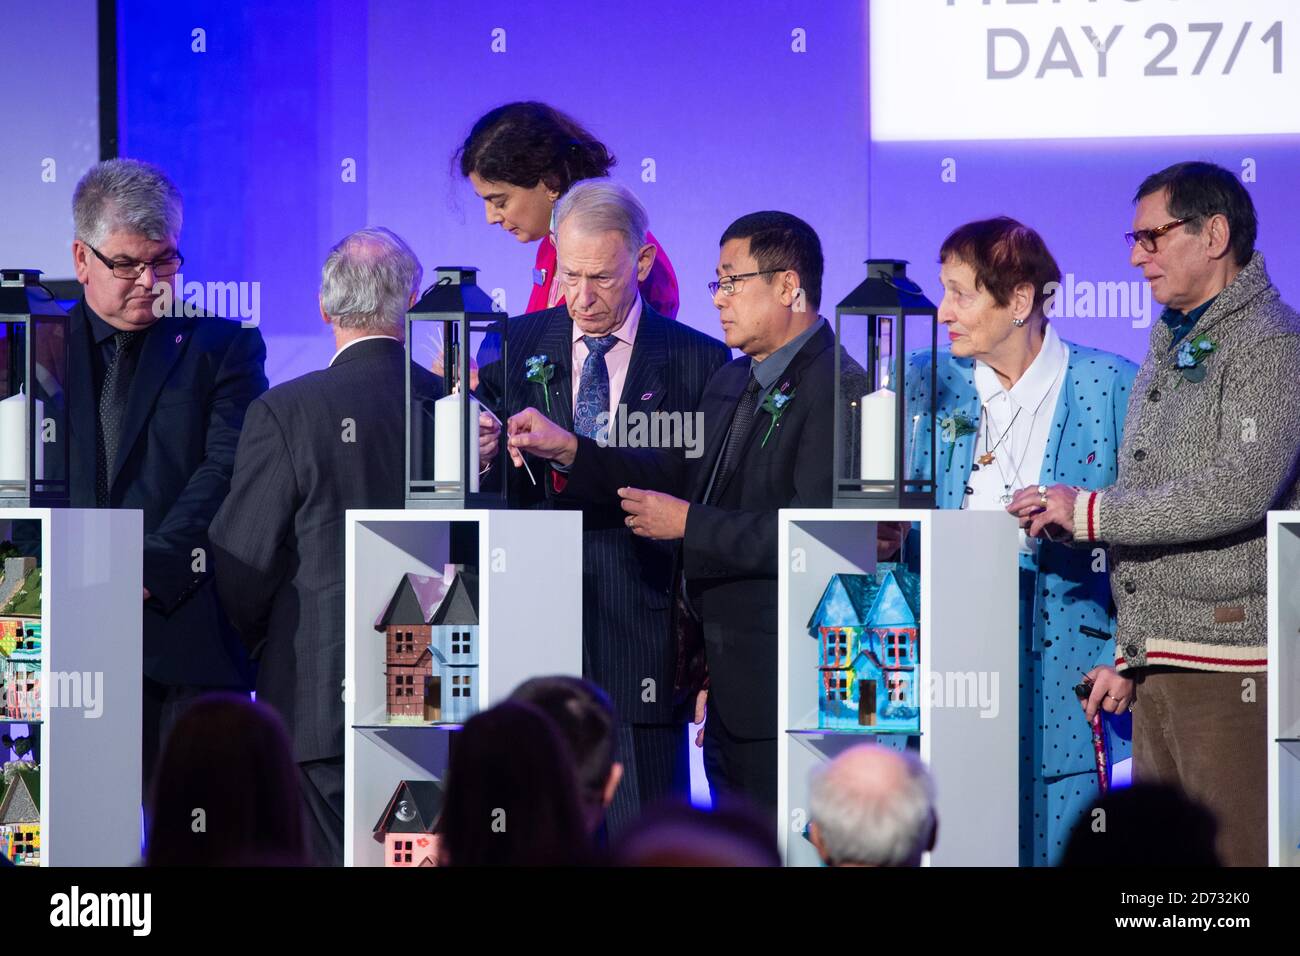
[1072,252,1300,673]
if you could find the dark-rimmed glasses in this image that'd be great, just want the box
[86,243,185,279]
[1125,217,1197,254]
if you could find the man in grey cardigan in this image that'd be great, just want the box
[1010,161,1300,866]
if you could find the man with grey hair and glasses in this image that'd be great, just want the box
[210,227,469,865]
[477,180,730,834]
[66,158,268,790]
[807,744,937,867]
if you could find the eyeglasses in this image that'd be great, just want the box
[708,269,784,297]
[86,243,185,279]
[1124,217,1197,254]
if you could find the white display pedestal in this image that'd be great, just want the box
[1,508,142,866]
[1267,511,1300,867]
[343,508,583,867]
[778,508,1020,867]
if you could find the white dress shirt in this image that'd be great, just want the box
[963,322,1069,555]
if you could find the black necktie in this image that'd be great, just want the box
[708,373,763,505]
[96,330,141,506]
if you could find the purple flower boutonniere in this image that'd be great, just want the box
[1175,335,1215,385]
[525,354,555,415]
[760,382,795,448]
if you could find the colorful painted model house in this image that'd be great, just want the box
[374,564,480,724]
[807,563,921,731]
[0,764,40,866]
[0,556,42,721]
[372,779,443,867]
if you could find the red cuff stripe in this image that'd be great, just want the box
[1087,491,1098,542]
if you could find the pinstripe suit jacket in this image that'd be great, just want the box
[477,304,730,724]
[209,338,443,762]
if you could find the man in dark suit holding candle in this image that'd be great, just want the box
[507,211,894,816]
[477,181,730,834]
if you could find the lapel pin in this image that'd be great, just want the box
[175,334,183,344]
[641,391,653,401]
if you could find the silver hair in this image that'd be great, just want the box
[554,179,649,257]
[72,158,183,247]
[319,227,423,331]
[808,746,935,866]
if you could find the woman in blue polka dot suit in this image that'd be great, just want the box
[906,217,1138,866]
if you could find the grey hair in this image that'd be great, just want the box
[808,746,935,866]
[554,179,649,257]
[72,158,184,247]
[319,227,423,331]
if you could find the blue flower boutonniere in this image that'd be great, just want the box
[525,354,555,414]
[939,411,978,473]
[760,383,795,447]
[1175,335,1215,384]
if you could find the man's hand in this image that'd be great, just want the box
[1081,665,1135,721]
[1007,483,1079,540]
[143,587,151,602]
[507,407,578,468]
[619,487,689,541]
[478,411,500,468]
[693,689,707,748]
[877,521,909,561]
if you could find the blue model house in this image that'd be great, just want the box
[807,563,921,731]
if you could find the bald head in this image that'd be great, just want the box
[808,745,936,867]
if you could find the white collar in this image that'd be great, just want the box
[329,334,400,367]
[973,322,1068,412]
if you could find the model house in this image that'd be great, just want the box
[807,563,921,731]
[374,564,480,724]
[0,765,40,866]
[372,779,443,867]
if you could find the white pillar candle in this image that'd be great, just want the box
[434,391,480,493]
[860,387,896,482]
[0,388,44,484]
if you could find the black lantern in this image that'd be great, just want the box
[832,259,938,508]
[405,266,506,508]
[0,269,69,507]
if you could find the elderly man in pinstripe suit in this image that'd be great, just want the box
[478,181,730,833]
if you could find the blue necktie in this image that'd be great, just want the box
[574,335,617,439]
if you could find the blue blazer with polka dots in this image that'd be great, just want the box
[907,341,1137,779]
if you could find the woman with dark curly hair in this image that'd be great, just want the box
[456,101,679,319]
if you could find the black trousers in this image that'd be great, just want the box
[605,721,691,836]
[299,757,345,866]
[142,678,226,794]
[701,693,777,817]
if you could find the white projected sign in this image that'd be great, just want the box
[870,0,1299,141]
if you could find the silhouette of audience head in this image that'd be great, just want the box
[612,801,781,866]
[807,744,937,867]
[508,675,623,834]
[146,693,309,866]
[1060,783,1220,867]
[438,701,591,866]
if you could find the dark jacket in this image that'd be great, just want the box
[208,337,444,762]
[66,299,267,688]
[558,321,865,738]
[477,303,730,723]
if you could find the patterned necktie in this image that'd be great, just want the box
[573,334,618,439]
[96,330,142,507]
[708,373,764,505]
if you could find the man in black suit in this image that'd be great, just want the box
[208,227,462,865]
[477,181,729,833]
[508,212,897,815]
[66,159,267,786]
